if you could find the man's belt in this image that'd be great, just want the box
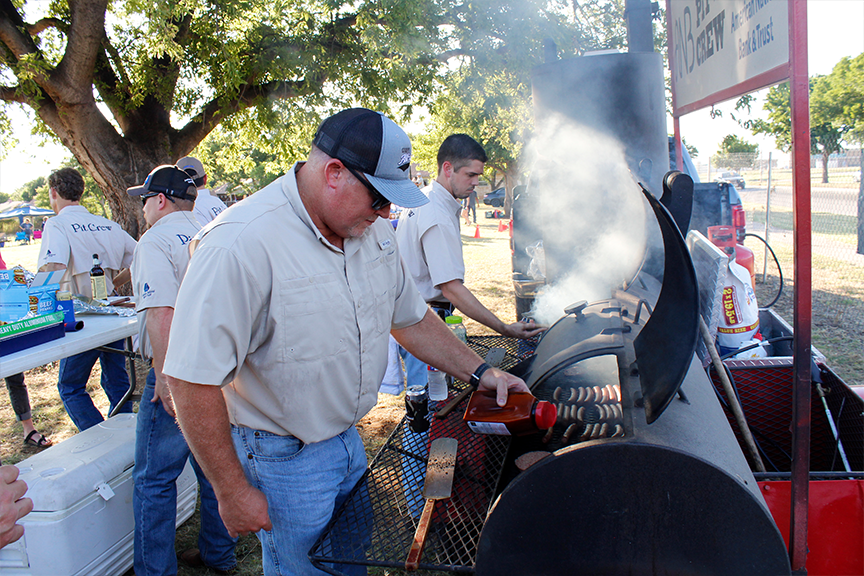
[427,301,454,313]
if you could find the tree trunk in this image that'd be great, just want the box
[35,100,184,240]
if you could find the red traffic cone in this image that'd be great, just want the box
[473,225,481,239]
[498,220,507,232]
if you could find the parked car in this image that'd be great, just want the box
[483,188,505,207]
[714,171,746,190]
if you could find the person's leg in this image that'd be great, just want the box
[57,349,103,431]
[192,457,238,571]
[232,426,368,576]
[98,340,133,415]
[5,373,51,446]
[5,373,31,423]
[133,369,195,576]
[379,335,405,396]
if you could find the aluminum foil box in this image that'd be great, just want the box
[0,413,198,576]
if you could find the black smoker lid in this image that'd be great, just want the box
[634,184,699,422]
[523,185,699,424]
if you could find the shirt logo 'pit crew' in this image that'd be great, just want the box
[70,222,113,233]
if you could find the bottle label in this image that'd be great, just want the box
[466,421,511,435]
[91,275,108,300]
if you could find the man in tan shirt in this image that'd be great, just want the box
[164,109,529,575]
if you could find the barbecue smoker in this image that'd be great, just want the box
[474,186,790,575]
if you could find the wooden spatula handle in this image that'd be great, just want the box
[405,498,436,571]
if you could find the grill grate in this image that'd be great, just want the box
[709,358,864,473]
[310,335,536,574]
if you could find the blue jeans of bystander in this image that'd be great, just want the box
[133,369,237,576]
[57,339,132,431]
[232,424,368,576]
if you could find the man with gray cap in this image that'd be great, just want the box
[126,165,237,575]
[176,156,228,226]
[163,108,528,575]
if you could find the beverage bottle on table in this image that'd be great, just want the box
[445,315,467,343]
[90,253,107,300]
[463,390,556,436]
[427,365,448,401]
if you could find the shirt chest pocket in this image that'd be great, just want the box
[365,249,399,335]
[278,273,347,363]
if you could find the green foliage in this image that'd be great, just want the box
[16,177,46,203]
[712,134,758,170]
[683,138,698,159]
[194,119,286,195]
[418,0,629,190]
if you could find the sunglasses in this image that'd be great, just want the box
[141,192,176,207]
[345,166,390,210]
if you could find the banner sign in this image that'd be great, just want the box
[667,0,790,115]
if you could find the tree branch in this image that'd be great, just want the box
[27,17,66,36]
[56,0,109,92]
[0,1,40,62]
[172,76,325,154]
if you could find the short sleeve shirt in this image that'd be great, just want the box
[162,164,428,443]
[37,205,137,297]
[192,188,228,226]
[131,211,200,359]
[395,181,465,302]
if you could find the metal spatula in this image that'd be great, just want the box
[404,437,458,571]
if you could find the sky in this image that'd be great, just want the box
[0,0,863,196]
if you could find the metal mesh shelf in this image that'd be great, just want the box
[310,335,535,574]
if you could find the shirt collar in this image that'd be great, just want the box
[429,180,463,217]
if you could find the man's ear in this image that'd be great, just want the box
[440,161,453,179]
[323,159,347,190]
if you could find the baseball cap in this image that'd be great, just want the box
[313,108,428,208]
[127,165,198,200]
[177,156,206,185]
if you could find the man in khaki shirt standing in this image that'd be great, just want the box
[163,109,529,575]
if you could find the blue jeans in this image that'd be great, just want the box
[57,339,132,431]
[380,340,427,396]
[134,369,237,575]
[232,425,368,576]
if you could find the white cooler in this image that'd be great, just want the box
[0,413,198,576]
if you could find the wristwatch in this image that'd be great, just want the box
[469,362,492,388]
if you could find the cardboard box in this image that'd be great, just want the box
[0,414,198,576]
[0,269,30,323]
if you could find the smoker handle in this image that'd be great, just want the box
[404,497,436,571]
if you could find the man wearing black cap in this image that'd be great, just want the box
[163,108,529,575]
[127,166,237,575]
[176,155,228,226]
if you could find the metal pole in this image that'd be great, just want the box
[788,0,813,570]
[763,152,773,283]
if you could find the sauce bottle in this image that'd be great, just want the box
[463,390,556,436]
[90,253,107,300]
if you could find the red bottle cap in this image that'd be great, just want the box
[534,400,557,429]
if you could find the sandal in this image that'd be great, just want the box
[24,431,53,448]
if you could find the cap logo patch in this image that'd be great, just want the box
[398,151,411,171]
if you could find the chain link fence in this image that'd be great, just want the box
[694,152,864,386]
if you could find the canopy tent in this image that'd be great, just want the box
[0,204,54,224]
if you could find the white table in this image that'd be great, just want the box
[1,314,138,378]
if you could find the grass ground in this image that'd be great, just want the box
[2,205,861,574]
